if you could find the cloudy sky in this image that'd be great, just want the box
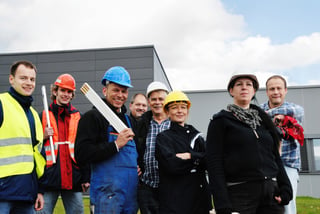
[1,0,320,90]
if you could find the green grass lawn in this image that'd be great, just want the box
[296,196,320,214]
[53,196,320,214]
[53,197,90,214]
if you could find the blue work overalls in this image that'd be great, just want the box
[90,115,138,214]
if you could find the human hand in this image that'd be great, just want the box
[137,165,142,176]
[176,152,191,160]
[115,128,135,149]
[34,193,44,211]
[81,182,90,192]
[274,195,282,204]
[44,127,54,140]
[274,115,285,126]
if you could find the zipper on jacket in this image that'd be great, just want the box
[253,129,259,139]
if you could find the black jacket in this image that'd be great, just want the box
[134,110,153,173]
[206,104,292,213]
[75,99,130,166]
[155,122,212,214]
[129,113,139,134]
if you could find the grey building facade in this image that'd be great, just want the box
[1,46,319,198]
[0,45,172,113]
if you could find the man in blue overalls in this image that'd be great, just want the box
[75,66,138,214]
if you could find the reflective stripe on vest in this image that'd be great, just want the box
[0,93,45,178]
[42,110,80,166]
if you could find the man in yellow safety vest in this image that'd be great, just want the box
[0,60,46,213]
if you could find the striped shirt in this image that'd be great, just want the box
[141,118,170,188]
[260,101,304,170]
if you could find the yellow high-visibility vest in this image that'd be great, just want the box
[0,92,45,178]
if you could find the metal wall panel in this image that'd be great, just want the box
[0,46,170,114]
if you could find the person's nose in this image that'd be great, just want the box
[117,91,125,97]
[177,106,184,112]
[26,78,33,85]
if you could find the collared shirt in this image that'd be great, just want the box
[141,118,170,188]
[260,101,304,170]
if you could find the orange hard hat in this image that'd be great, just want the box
[54,74,76,91]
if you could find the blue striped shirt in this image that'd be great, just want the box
[141,118,170,188]
[260,101,304,170]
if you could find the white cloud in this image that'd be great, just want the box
[0,0,319,90]
[307,79,320,85]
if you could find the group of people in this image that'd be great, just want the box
[0,61,90,214]
[0,60,304,214]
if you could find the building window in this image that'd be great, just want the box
[300,138,320,173]
[300,139,309,172]
[313,139,320,171]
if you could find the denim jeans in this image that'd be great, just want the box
[37,190,84,214]
[284,166,299,214]
[0,200,34,214]
[138,182,159,214]
[227,179,285,214]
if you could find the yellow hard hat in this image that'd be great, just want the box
[163,91,191,110]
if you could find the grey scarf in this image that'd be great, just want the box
[227,104,262,129]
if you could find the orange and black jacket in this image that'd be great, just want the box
[39,101,90,191]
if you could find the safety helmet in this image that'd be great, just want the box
[163,91,191,110]
[227,72,259,92]
[54,74,76,91]
[146,81,169,98]
[101,66,133,88]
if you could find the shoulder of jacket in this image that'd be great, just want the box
[157,128,172,139]
[285,101,304,109]
[69,104,80,114]
[82,108,102,119]
[138,111,152,124]
[212,109,228,119]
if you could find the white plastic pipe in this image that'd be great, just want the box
[80,83,127,133]
[41,85,56,164]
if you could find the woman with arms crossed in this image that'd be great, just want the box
[155,91,212,214]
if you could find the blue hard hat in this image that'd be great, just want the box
[101,66,133,88]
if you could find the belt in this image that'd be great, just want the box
[227,177,277,187]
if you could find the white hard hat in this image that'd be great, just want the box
[146,81,169,97]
